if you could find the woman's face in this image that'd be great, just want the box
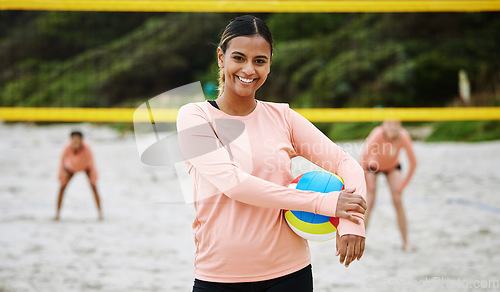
[218,35,271,98]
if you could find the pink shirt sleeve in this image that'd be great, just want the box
[287,109,367,237]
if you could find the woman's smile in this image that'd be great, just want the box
[237,75,255,84]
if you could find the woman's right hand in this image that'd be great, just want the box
[335,188,366,224]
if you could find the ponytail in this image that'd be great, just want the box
[217,67,225,97]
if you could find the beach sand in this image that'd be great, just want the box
[1,122,499,291]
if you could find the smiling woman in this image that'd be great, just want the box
[216,35,271,115]
[176,15,368,292]
[215,15,273,116]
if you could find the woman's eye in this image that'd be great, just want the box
[255,59,267,64]
[233,56,244,61]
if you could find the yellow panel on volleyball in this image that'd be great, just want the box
[284,211,337,235]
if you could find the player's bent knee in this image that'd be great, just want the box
[392,196,403,205]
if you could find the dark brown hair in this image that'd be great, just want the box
[70,131,83,138]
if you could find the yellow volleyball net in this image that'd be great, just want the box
[1,107,499,122]
[1,0,500,12]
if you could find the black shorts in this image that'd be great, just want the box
[64,167,92,176]
[63,167,74,176]
[368,164,401,175]
[192,264,313,292]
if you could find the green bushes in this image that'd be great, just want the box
[426,121,500,142]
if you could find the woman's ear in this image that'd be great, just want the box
[217,47,224,68]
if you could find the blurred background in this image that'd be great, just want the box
[1,6,500,292]
[1,11,499,140]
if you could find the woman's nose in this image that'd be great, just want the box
[241,62,256,75]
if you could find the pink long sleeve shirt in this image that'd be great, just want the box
[176,100,366,283]
[360,126,417,187]
[58,142,97,184]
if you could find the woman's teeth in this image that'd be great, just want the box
[238,76,253,83]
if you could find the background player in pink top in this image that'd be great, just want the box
[360,120,417,251]
[55,131,103,221]
[177,15,367,291]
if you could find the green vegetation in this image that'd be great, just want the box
[327,122,380,142]
[0,12,233,107]
[1,12,499,141]
[426,121,500,142]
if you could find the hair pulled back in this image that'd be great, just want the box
[217,15,273,96]
[71,131,83,138]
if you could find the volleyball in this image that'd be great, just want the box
[284,170,344,242]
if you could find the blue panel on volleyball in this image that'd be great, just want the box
[291,171,333,224]
[325,175,344,193]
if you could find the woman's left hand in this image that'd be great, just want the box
[336,234,365,267]
[335,188,367,224]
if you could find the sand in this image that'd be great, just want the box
[1,122,499,292]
